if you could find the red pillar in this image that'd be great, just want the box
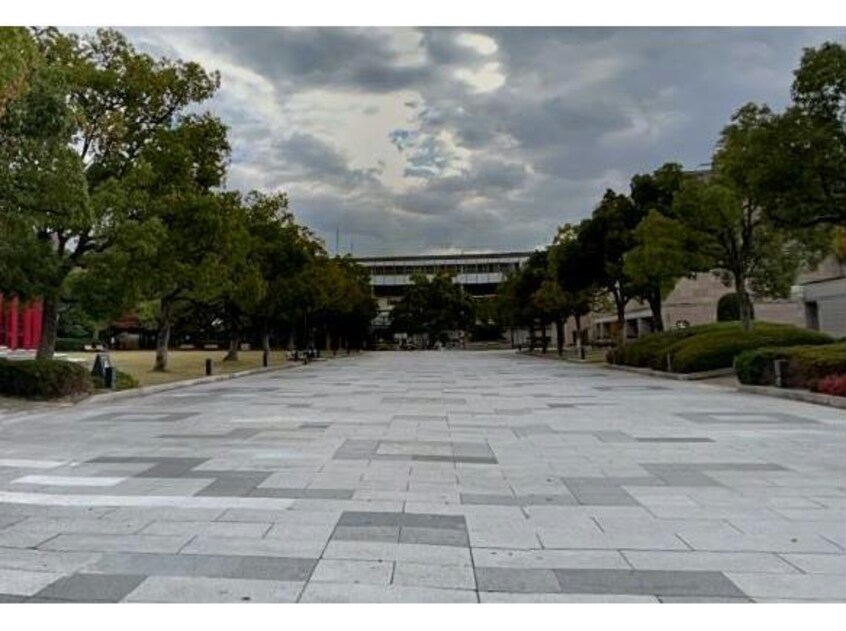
[22,304,33,349]
[7,296,18,350]
[32,301,43,350]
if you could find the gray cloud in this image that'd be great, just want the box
[110,26,843,255]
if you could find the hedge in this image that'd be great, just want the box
[91,369,139,391]
[55,337,91,352]
[608,321,834,374]
[735,342,846,391]
[0,359,93,400]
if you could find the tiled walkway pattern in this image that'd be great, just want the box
[0,351,844,602]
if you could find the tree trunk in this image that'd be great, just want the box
[528,324,535,351]
[154,306,172,372]
[649,290,664,333]
[223,334,240,362]
[260,328,271,354]
[35,294,60,361]
[735,276,753,332]
[540,321,548,354]
[574,313,583,346]
[555,318,564,356]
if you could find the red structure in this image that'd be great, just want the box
[0,294,43,351]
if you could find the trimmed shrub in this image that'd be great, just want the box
[736,342,846,390]
[817,374,846,397]
[0,359,93,400]
[610,322,834,374]
[90,369,139,392]
[55,337,90,352]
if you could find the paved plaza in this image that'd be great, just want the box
[0,351,844,603]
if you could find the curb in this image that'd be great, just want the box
[601,364,735,381]
[80,353,363,406]
[736,384,846,410]
[519,351,596,364]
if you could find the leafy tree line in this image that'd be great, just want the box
[0,27,375,370]
[495,40,845,347]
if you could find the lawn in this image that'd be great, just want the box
[65,349,297,387]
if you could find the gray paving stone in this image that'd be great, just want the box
[299,582,476,603]
[1,351,843,602]
[475,567,562,593]
[33,573,147,602]
[333,526,400,542]
[310,559,393,585]
[0,568,65,595]
[123,576,303,602]
[552,569,749,598]
[399,526,469,547]
[393,562,475,590]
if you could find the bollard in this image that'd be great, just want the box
[104,366,116,390]
[262,350,269,368]
[666,352,673,373]
[205,358,213,376]
[774,358,787,388]
[579,346,586,360]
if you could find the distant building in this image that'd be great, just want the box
[355,252,532,330]
[563,256,846,346]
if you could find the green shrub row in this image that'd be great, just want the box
[91,369,139,391]
[55,337,92,352]
[0,359,93,400]
[735,342,846,390]
[608,321,834,374]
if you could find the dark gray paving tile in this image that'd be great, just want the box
[563,482,642,506]
[250,488,354,499]
[402,513,467,530]
[235,556,315,581]
[475,567,562,593]
[33,573,147,603]
[337,512,403,528]
[658,596,753,603]
[399,527,469,547]
[635,437,714,443]
[521,494,578,506]
[678,412,816,425]
[553,569,749,598]
[88,552,315,582]
[158,428,262,440]
[83,412,197,423]
[461,493,520,506]
[333,526,400,542]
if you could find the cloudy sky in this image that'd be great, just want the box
[106,27,842,256]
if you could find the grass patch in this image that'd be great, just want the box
[66,350,295,387]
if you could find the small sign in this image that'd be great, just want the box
[91,352,112,379]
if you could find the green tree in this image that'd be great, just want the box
[390,272,473,347]
[0,28,220,360]
[549,224,595,346]
[577,190,645,342]
[127,113,233,371]
[0,27,39,114]
[672,176,809,332]
[623,210,701,332]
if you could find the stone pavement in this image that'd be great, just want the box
[0,351,843,603]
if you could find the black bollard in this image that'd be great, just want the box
[104,366,116,389]
[262,350,269,368]
[205,358,213,376]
